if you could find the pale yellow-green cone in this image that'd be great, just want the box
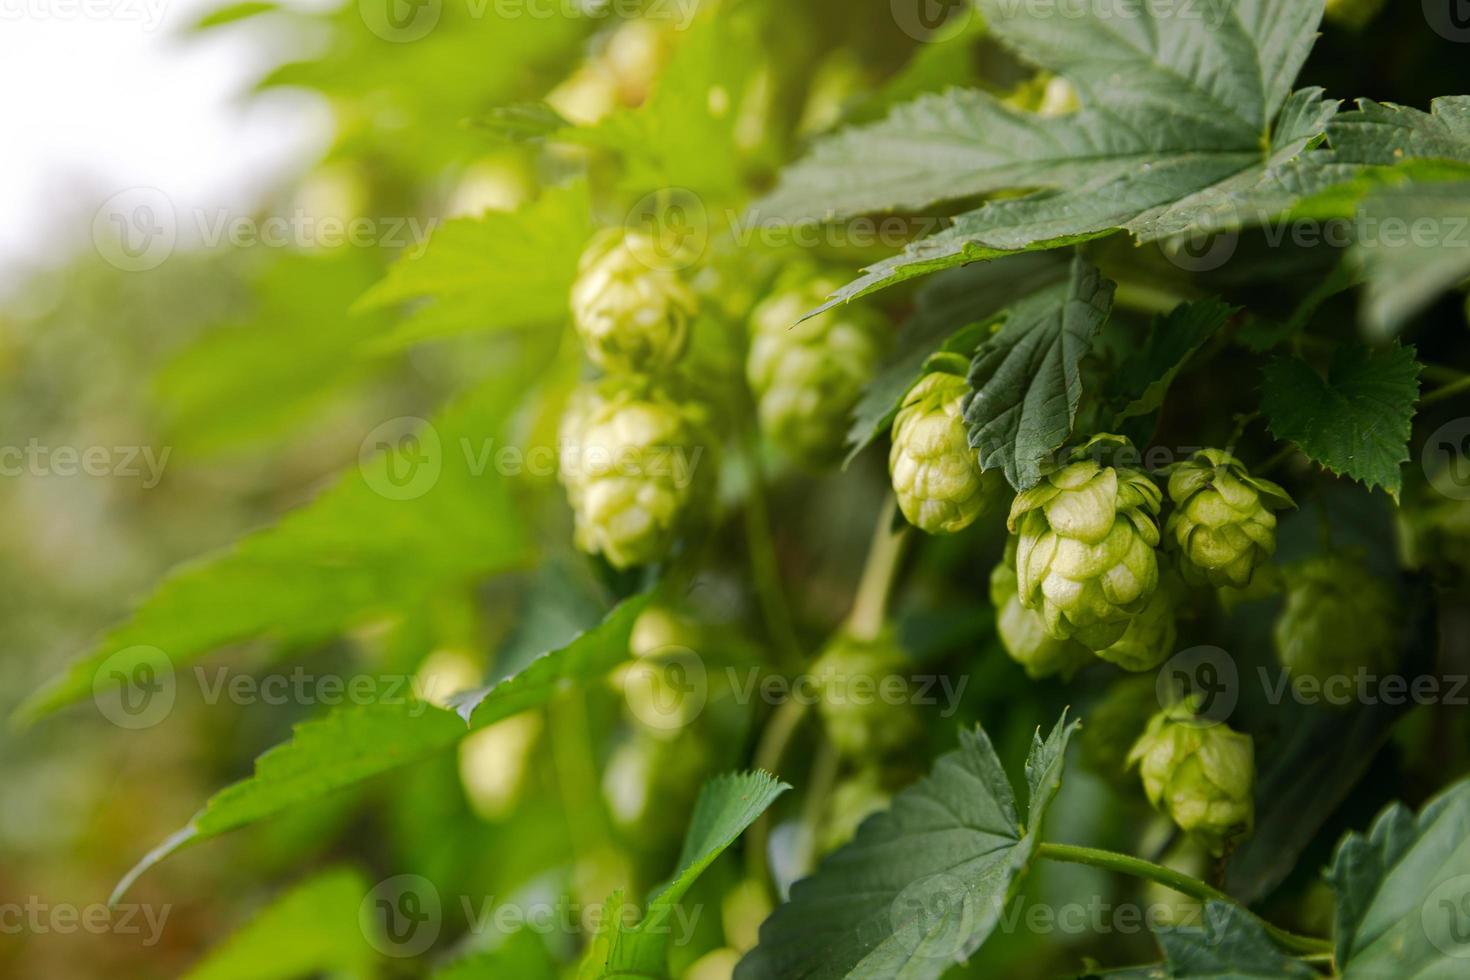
[990,557,1092,680]
[890,371,993,534]
[569,229,697,373]
[1009,435,1163,651]
[819,768,894,855]
[1165,449,1294,589]
[811,627,920,759]
[1095,573,1179,672]
[1274,555,1398,690]
[558,377,713,569]
[1324,0,1386,30]
[1128,701,1254,857]
[746,275,888,465]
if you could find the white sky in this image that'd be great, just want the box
[0,0,333,295]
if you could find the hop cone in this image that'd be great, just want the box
[990,557,1091,680]
[890,370,993,534]
[746,276,888,465]
[570,230,696,373]
[1128,701,1254,856]
[811,628,919,759]
[1009,435,1163,651]
[1095,574,1179,672]
[1165,449,1294,588]
[819,769,894,854]
[1274,556,1397,688]
[558,377,712,569]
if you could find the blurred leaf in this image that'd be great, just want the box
[19,379,530,724]
[471,102,572,143]
[1236,260,1362,353]
[844,253,1069,463]
[1089,902,1314,979]
[155,249,389,454]
[432,931,558,980]
[1328,777,1470,976]
[754,1,1331,306]
[182,867,376,980]
[736,713,1078,980]
[964,255,1115,490]
[1110,299,1237,420]
[1355,181,1470,335]
[1260,343,1422,500]
[355,181,591,349]
[110,596,649,902]
[190,0,281,30]
[585,771,789,980]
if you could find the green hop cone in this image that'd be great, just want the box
[569,230,697,373]
[1128,700,1254,857]
[558,377,713,569]
[990,555,1092,680]
[811,627,920,759]
[746,274,889,465]
[1274,556,1398,691]
[889,370,995,534]
[819,768,895,855]
[1009,435,1163,651]
[1094,572,1180,672]
[1164,449,1294,588]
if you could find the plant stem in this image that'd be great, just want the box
[845,496,910,642]
[741,436,804,672]
[1422,372,1470,407]
[1256,444,1297,477]
[1036,843,1332,957]
[1113,280,1193,317]
[745,697,811,893]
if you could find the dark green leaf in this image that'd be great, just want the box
[1110,300,1238,420]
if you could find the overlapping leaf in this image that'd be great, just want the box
[753,0,1331,308]
[736,714,1078,980]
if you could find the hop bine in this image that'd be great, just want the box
[1128,700,1255,857]
[1164,449,1294,588]
[558,376,713,570]
[810,627,920,759]
[1274,555,1398,691]
[569,230,697,374]
[890,369,995,534]
[746,274,888,466]
[1008,435,1163,651]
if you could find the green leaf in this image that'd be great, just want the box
[964,256,1115,490]
[155,249,390,454]
[1152,901,1314,979]
[844,253,1070,464]
[735,713,1079,980]
[1355,181,1470,335]
[471,102,572,143]
[432,931,558,980]
[754,0,1332,305]
[1259,343,1422,499]
[190,0,281,30]
[1110,300,1238,420]
[355,180,592,349]
[1328,777,1470,976]
[18,380,531,725]
[181,867,377,980]
[109,596,649,903]
[583,771,789,980]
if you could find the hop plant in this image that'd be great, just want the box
[746,274,888,465]
[1274,556,1398,689]
[811,627,920,759]
[990,557,1091,680]
[889,369,994,534]
[1094,574,1179,672]
[558,377,713,569]
[1164,449,1294,588]
[569,230,697,374]
[1009,435,1163,651]
[1128,700,1255,856]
